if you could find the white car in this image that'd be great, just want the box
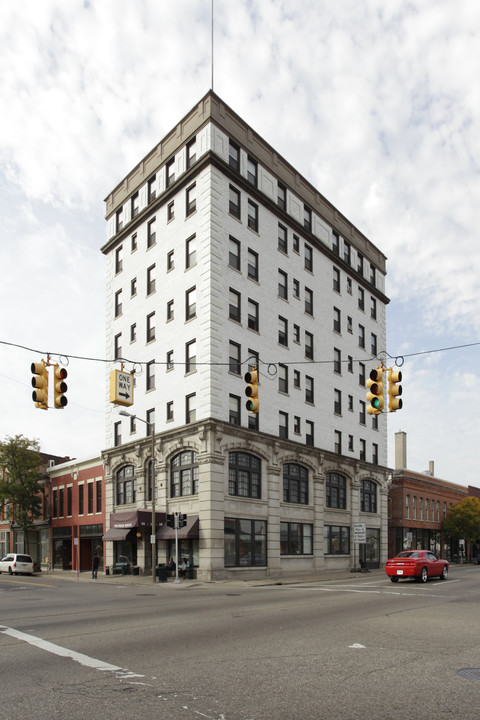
[0,553,35,575]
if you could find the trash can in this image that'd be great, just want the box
[133,566,140,576]
[105,566,110,576]
[157,564,168,583]
[187,566,194,580]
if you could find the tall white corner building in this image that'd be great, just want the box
[101,92,390,580]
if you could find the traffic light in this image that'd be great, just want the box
[388,369,403,412]
[245,367,259,413]
[366,367,384,415]
[166,514,174,528]
[31,361,49,410]
[53,364,68,408]
[179,513,187,528]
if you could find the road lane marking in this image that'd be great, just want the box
[0,578,58,588]
[0,625,122,672]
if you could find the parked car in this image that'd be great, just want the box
[0,553,35,576]
[385,550,449,583]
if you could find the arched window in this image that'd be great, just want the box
[326,472,347,509]
[361,479,377,513]
[171,451,198,497]
[116,465,136,505]
[229,452,261,498]
[283,463,308,504]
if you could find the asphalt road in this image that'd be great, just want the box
[1,565,479,720]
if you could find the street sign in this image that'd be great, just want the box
[354,522,366,543]
[109,370,134,406]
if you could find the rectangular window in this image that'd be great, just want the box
[148,175,156,203]
[304,244,313,272]
[131,233,137,252]
[87,483,94,514]
[186,286,196,320]
[114,333,122,360]
[229,140,240,171]
[334,430,342,454]
[166,401,174,421]
[185,339,196,374]
[371,333,377,356]
[96,480,102,513]
[114,422,121,447]
[293,234,300,253]
[293,370,301,389]
[371,296,377,320]
[358,287,365,311]
[304,205,312,232]
[130,323,136,343]
[278,224,287,253]
[229,288,241,322]
[167,249,174,271]
[247,248,258,281]
[146,312,155,342]
[186,183,196,216]
[147,217,156,248]
[229,236,241,270]
[334,388,342,415]
[277,183,286,210]
[370,263,376,286]
[130,277,137,297]
[305,420,314,447]
[229,394,241,425]
[115,245,123,273]
[67,486,72,517]
[167,299,174,321]
[358,253,364,275]
[167,200,174,222]
[146,360,155,391]
[332,231,340,256]
[344,241,351,265]
[247,156,257,186]
[278,269,288,299]
[166,349,174,370]
[294,416,301,434]
[78,485,84,515]
[304,287,313,316]
[324,525,350,555]
[293,279,300,299]
[279,411,289,439]
[131,192,139,219]
[247,298,259,331]
[334,348,341,374]
[224,517,266,567]
[333,307,341,333]
[186,234,196,268]
[305,331,314,359]
[359,362,366,386]
[147,264,156,295]
[229,341,241,375]
[166,158,175,187]
[247,200,258,232]
[293,324,300,343]
[333,267,340,292]
[358,324,365,349]
[278,316,288,346]
[359,401,366,425]
[186,393,196,424]
[229,185,241,218]
[280,523,313,555]
[305,375,314,404]
[186,137,196,168]
[146,408,155,436]
[114,290,122,317]
[116,207,123,233]
[278,364,288,394]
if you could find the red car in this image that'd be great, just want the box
[385,550,449,583]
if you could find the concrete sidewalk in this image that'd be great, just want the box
[40,566,385,588]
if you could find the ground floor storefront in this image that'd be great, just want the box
[102,420,390,580]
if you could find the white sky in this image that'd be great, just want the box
[1,0,479,486]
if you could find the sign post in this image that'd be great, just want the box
[353,522,367,572]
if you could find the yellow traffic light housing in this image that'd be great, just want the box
[245,367,259,413]
[53,364,68,408]
[366,367,384,415]
[31,361,49,410]
[388,369,403,412]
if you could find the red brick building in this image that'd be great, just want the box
[47,456,105,573]
[388,433,468,559]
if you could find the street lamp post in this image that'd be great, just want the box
[119,410,156,582]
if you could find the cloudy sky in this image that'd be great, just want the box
[1,0,479,486]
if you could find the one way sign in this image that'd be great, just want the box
[109,370,134,407]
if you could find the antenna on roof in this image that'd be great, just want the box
[211,0,214,91]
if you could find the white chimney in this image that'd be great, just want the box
[395,431,407,470]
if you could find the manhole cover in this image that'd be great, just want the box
[457,668,480,681]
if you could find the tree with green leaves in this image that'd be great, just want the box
[0,435,43,553]
[441,496,480,555]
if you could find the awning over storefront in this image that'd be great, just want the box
[156,514,199,541]
[102,527,131,542]
[103,509,166,541]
